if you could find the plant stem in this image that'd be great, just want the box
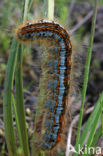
[48,0,54,20]
[12,94,23,150]
[3,39,18,156]
[23,0,29,23]
[74,0,98,155]
[100,93,103,136]
[28,0,34,12]
[15,45,30,156]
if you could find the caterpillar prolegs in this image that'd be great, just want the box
[16,19,72,151]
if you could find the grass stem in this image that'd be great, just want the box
[23,0,29,23]
[74,0,98,155]
[48,0,54,20]
[15,45,30,156]
[3,39,18,156]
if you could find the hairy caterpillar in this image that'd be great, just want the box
[16,19,72,151]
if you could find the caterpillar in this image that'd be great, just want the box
[16,19,72,152]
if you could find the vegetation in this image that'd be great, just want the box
[0,0,103,155]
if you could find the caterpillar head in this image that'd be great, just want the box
[16,24,36,41]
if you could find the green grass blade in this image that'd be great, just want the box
[83,111,101,156]
[12,94,23,151]
[100,93,103,136]
[23,0,29,22]
[3,38,18,156]
[79,93,102,146]
[86,93,103,149]
[85,109,101,149]
[99,0,103,5]
[28,0,34,12]
[74,0,98,155]
[15,44,30,156]
[91,126,102,147]
[79,93,103,156]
